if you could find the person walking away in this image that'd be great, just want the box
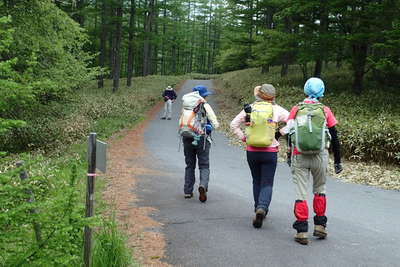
[230,84,289,228]
[161,85,177,120]
[178,85,219,202]
[282,77,343,245]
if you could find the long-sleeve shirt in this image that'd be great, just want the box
[230,103,289,152]
[204,103,219,129]
[162,89,177,101]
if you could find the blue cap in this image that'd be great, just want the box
[193,85,212,97]
[304,77,325,99]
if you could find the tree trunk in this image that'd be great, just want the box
[127,0,136,87]
[161,0,167,75]
[314,59,322,77]
[109,3,115,79]
[112,0,123,93]
[281,64,289,77]
[143,0,155,76]
[300,63,308,82]
[73,0,85,27]
[261,65,269,74]
[98,0,107,88]
[352,43,368,95]
[150,0,158,75]
[314,0,328,77]
[281,17,291,77]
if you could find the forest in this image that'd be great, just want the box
[0,0,399,266]
[1,0,399,147]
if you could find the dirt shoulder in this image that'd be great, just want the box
[102,81,186,266]
[103,104,170,266]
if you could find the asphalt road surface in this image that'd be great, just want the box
[138,80,400,267]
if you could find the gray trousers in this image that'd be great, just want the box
[183,136,210,194]
[291,150,329,200]
[162,99,172,118]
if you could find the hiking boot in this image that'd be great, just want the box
[161,117,166,120]
[294,232,309,245]
[313,225,327,239]
[184,193,193,199]
[198,186,207,203]
[252,208,266,228]
[167,118,171,120]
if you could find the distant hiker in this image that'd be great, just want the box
[283,77,343,245]
[178,85,219,202]
[230,84,289,228]
[161,85,177,120]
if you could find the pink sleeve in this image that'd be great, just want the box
[230,110,246,140]
[287,106,298,121]
[277,105,290,122]
[323,106,338,128]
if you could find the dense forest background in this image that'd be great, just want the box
[1,0,400,152]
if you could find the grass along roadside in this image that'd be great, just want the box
[213,67,400,191]
[0,74,188,266]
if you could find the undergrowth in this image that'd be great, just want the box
[0,74,188,266]
[215,66,400,166]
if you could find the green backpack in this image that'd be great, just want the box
[245,102,276,147]
[291,102,330,154]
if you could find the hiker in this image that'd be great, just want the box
[178,85,219,202]
[283,77,343,245]
[230,84,289,228]
[161,85,177,120]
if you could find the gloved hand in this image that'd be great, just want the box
[241,136,247,143]
[334,163,343,174]
[205,124,213,134]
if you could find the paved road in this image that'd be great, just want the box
[138,80,400,267]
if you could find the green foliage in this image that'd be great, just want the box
[0,16,33,136]
[218,0,400,93]
[0,75,185,153]
[215,66,400,165]
[216,47,249,72]
[0,155,89,266]
[0,1,99,153]
[1,74,186,265]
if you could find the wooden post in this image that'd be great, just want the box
[16,160,42,245]
[84,133,97,267]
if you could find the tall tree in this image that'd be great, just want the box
[98,0,108,88]
[127,0,136,87]
[112,0,123,92]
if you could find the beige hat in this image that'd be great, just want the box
[254,84,276,101]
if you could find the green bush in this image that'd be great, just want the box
[0,155,88,266]
[215,66,400,165]
[0,75,185,153]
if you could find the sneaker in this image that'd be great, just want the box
[313,225,327,239]
[161,117,166,120]
[184,193,193,199]
[198,186,207,203]
[167,118,171,120]
[252,208,266,228]
[294,232,309,245]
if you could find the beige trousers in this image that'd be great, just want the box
[291,150,329,200]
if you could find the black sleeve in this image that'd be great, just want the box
[275,131,282,140]
[162,90,166,97]
[173,91,177,99]
[329,126,341,164]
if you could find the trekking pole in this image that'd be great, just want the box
[203,125,207,150]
